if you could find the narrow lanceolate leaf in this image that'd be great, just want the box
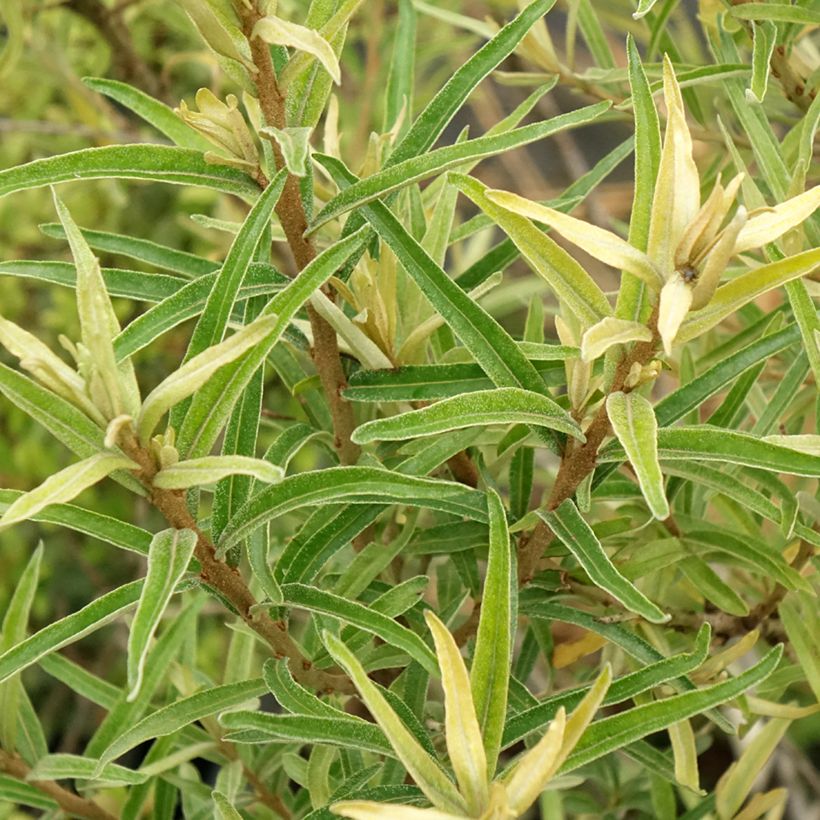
[453,175,614,326]
[506,666,613,815]
[53,192,140,419]
[504,710,566,816]
[324,631,467,815]
[219,712,392,755]
[0,453,137,530]
[176,226,370,458]
[332,803,462,820]
[600,426,820,477]
[679,249,820,343]
[746,21,776,104]
[184,171,286,364]
[153,456,284,490]
[137,313,280,442]
[280,584,437,675]
[126,529,197,702]
[391,0,556,165]
[0,145,260,201]
[606,392,669,520]
[502,625,711,748]
[560,646,783,773]
[0,580,143,685]
[0,544,42,751]
[716,717,791,819]
[253,16,341,84]
[581,318,652,362]
[471,489,513,778]
[98,678,266,769]
[314,158,551,402]
[82,77,213,151]
[485,189,662,290]
[220,467,487,554]
[212,791,242,820]
[425,611,488,815]
[351,388,583,445]
[28,754,146,786]
[310,103,610,231]
[541,501,668,623]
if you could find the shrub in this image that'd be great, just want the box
[0,1,818,818]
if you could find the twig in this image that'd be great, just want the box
[0,749,116,820]
[239,1,361,466]
[120,431,353,694]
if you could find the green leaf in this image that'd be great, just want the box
[560,646,783,773]
[248,540,283,605]
[28,754,147,787]
[98,678,266,769]
[541,501,669,623]
[220,711,393,756]
[137,312,281,443]
[452,174,615,326]
[113,265,287,360]
[0,259,186,302]
[0,145,260,201]
[316,157,555,437]
[126,529,198,701]
[600,426,820,477]
[0,490,152,555]
[0,452,138,530]
[184,171,287,363]
[502,625,711,748]
[470,489,513,778]
[351,388,583,445]
[262,127,313,176]
[679,250,820,343]
[176,226,371,457]
[0,580,143,685]
[679,558,749,617]
[323,631,467,815]
[779,594,820,701]
[606,391,669,520]
[82,77,212,151]
[212,791,243,820]
[153,456,284,490]
[730,3,820,24]
[310,103,610,231]
[220,467,487,555]
[747,21,776,104]
[344,359,567,402]
[0,544,42,751]
[280,584,438,675]
[397,0,556,159]
[39,222,219,278]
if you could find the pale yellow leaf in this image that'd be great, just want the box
[0,452,137,529]
[331,802,464,820]
[668,719,700,792]
[253,16,341,84]
[486,190,662,289]
[734,186,820,254]
[425,610,489,817]
[647,56,700,275]
[504,708,566,815]
[658,274,694,355]
[716,718,791,820]
[580,318,652,362]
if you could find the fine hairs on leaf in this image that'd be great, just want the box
[0,2,817,819]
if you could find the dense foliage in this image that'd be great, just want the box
[0,0,819,818]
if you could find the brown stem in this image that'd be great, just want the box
[517,312,661,584]
[0,750,116,820]
[239,2,360,465]
[120,433,353,694]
